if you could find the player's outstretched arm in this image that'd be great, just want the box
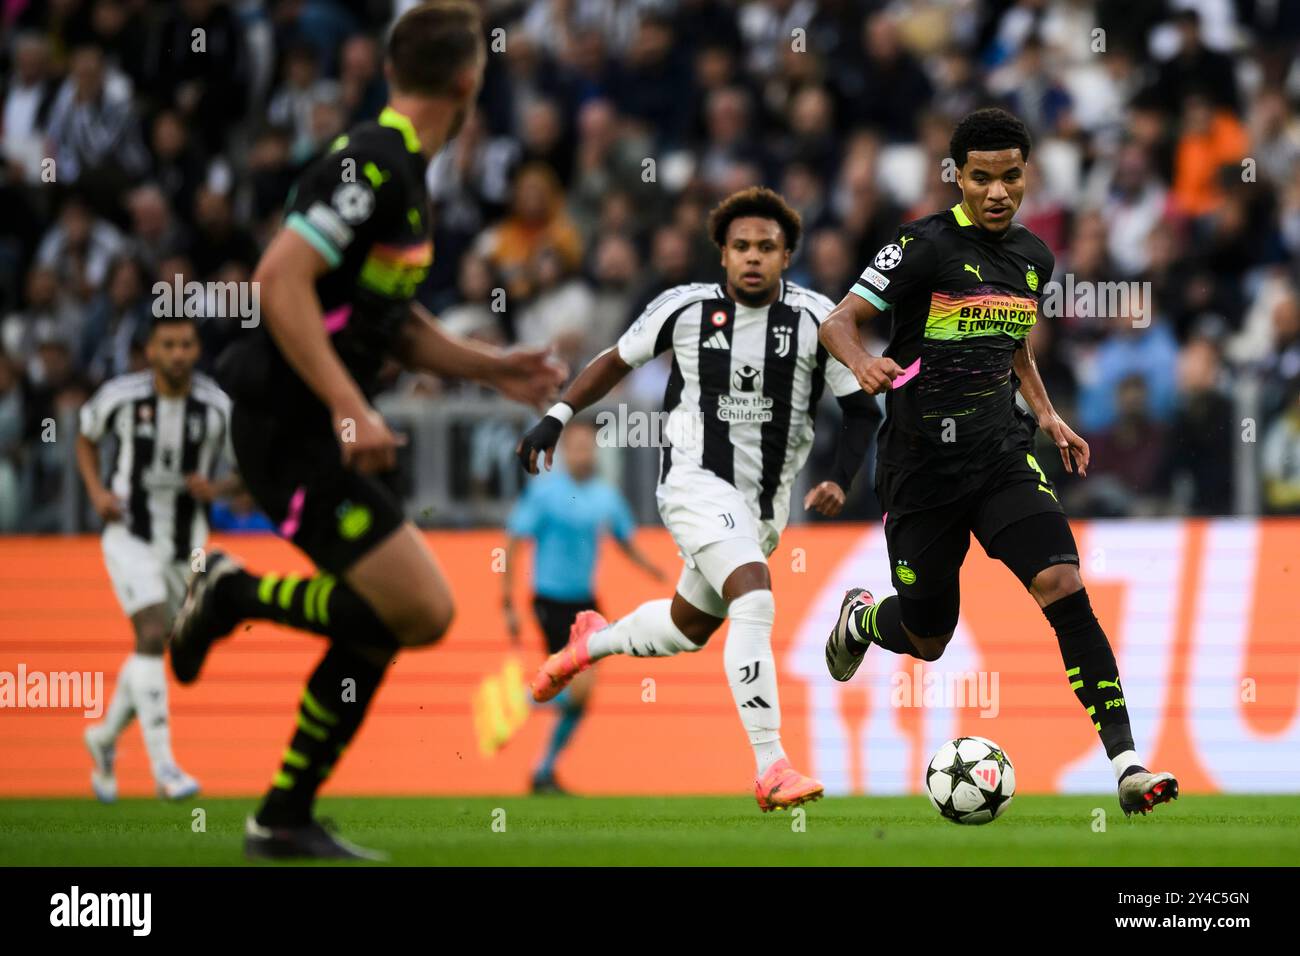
[516,346,633,475]
[819,293,903,395]
[1012,340,1089,476]
[255,228,401,474]
[399,302,567,409]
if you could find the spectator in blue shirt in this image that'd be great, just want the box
[1077,312,1180,433]
[503,419,664,794]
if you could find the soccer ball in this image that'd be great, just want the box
[925,736,1015,825]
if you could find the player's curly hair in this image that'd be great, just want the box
[949,108,1032,168]
[707,186,803,253]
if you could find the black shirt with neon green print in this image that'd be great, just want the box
[219,106,432,414]
[851,202,1054,490]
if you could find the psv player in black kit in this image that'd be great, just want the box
[820,109,1178,816]
[167,2,564,858]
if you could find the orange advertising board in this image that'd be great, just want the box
[1,519,1297,797]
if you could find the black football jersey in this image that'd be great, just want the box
[850,203,1055,490]
[219,106,432,415]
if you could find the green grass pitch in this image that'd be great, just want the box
[1,795,1297,866]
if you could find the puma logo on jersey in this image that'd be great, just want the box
[964,263,983,282]
[362,162,391,188]
[1098,678,1122,691]
[899,235,913,249]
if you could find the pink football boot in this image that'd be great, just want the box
[755,758,824,812]
[530,610,605,702]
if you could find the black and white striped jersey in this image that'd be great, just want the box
[617,280,859,530]
[79,371,233,561]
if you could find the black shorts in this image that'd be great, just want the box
[532,595,598,654]
[880,448,1070,597]
[230,402,406,574]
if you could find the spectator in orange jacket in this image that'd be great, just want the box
[1172,91,1249,218]
[475,161,583,306]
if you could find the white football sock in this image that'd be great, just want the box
[724,590,785,774]
[753,739,786,774]
[587,599,703,659]
[1111,749,1144,781]
[97,655,137,741]
[128,654,179,777]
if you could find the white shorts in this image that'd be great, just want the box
[657,465,779,619]
[101,524,190,618]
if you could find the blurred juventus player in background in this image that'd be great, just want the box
[518,187,879,811]
[76,312,236,802]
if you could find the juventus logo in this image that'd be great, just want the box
[719,513,735,529]
[739,662,761,684]
[772,325,792,358]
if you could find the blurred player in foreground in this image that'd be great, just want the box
[518,187,878,812]
[503,419,664,793]
[820,108,1177,816]
[76,313,236,802]
[166,2,564,859]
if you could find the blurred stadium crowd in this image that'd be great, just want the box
[2,0,1300,532]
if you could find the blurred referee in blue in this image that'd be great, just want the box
[503,417,665,793]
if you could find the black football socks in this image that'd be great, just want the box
[849,595,926,658]
[255,643,388,827]
[1043,588,1139,766]
[215,569,398,652]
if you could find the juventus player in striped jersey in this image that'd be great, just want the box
[518,187,878,810]
[76,312,236,802]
